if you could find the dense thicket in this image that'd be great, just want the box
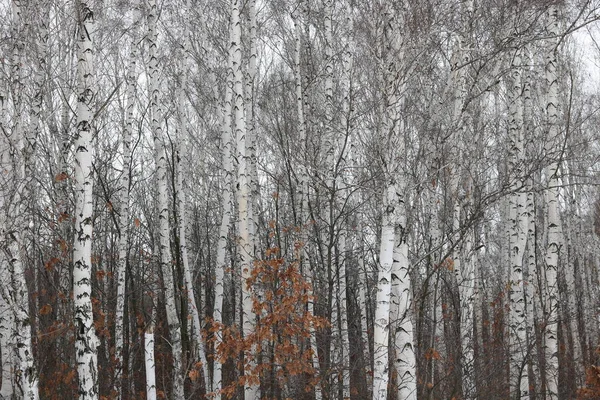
[1,0,600,399]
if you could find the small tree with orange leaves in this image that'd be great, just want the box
[209,243,328,399]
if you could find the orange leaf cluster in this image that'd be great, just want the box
[578,365,600,398]
[210,244,329,399]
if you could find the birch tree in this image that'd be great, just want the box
[212,33,235,399]
[0,84,15,400]
[114,14,138,399]
[175,0,209,383]
[72,1,99,398]
[543,5,561,399]
[147,1,185,398]
[229,0,259,397]
[507,46,530,400]
[0,0,596,398]
[292,2,322,398]
[372,4,415,398]
[0,2,40,398]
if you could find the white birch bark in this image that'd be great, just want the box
[331,4,354,397]
[323,0,334,186]
[29,1,49,346]
[176,8,209,382]
[525,187,540,392]
[562,170,583,385]
[391,241,416,400]
[73,2,99,398]
[245,0,259,255]
[373,184,396,400]
[292,4,322,396]
[230,0,258,397]
[321,2,338,394]
[147,1,185,398]
[3,3,39,398]
[543,6,560,399]
[0,268,14,399]
[381,16,416,397]
[212,39,234,399]
[177,105,209,386]
[448,2,477,392]
[523,48,540,393]
[373,5,415,399]
[357,240,372,391]
[459,224,476,400]
[338,230,351,400]
[7,243,38,400]
[0,88,13,400]
[114,30,137,400]
[144,321,157,400]
[508,48,530,400]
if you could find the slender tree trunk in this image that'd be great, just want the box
[0,86,13,399]
[147,1,185,398]
[115,30,137,400]
[212,39,235,399]
[229,0,258,397]
[245,0,259,255]
[0,272,15,399]
[373,184,396,400]
[357,239,372,392]
[522,44,540,397]
[449,3,476,392]
[543,6,560,399]
[338,229,351,400]
[3,3,40,398]
[508,48,530,400]
[145,317,157,400]
[391,241,416,399]
[562,173,583,387]
[176,21,209,383]
[72,2,99,399]
[292,4,322,396]
[29,0,49,347]
[525,187,540,397]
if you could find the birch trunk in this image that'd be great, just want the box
[323,0,334,186]
[115,32,137,400]
[372,184,396,400]
[147,1,185,398]
[322,2,337,395]
[230,0,258,397]
[543,6,560,399]
[525,187,540,393]
[73,2,99,398]
[144,320,157,400]
[391,241,416,400]
[373,5,415,399]
[176,18,208,382]
[7,243,38,400]
[292,4,322,396]
[212,40,234,399]
[30,0,49,346]
[0,271,14,399]
[4,2,39,398]
[357,241,372,391]
[508,48,529,400]
[334,4,355,397]
[338,230,351,399]
[245,0,259,255]
[523,47,540,393]
[0,88,12,400]
[449,2,477,392]
[562,171,583,386]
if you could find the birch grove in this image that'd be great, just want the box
[2,0,600,399]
